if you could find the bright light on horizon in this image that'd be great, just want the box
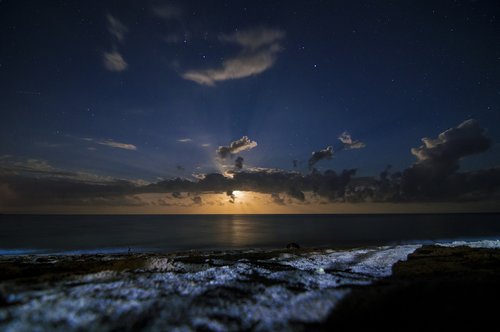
[232,190,245,200]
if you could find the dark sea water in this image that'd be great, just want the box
[1,213,500,254]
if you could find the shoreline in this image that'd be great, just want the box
[1,244,500,330]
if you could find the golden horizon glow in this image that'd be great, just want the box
[2,191,500,214]
[232,190,245,200]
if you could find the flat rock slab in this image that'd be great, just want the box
[320,245,500,331]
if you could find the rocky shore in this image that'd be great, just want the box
[318,245,500,331]
[1,243,499,331]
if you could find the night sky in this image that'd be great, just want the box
[1,0,500,213]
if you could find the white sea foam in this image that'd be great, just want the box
[279,244,421,277]
[437,239,500,249]
[0,240,497,331]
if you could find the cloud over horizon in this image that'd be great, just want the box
[1,120,499,210]
[401,119,493,200]
[234,156,244,170]
[216,136,258,159]
[411,119,491,169]
[308,146,333,169]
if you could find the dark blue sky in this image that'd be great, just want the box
[1,0,499,182]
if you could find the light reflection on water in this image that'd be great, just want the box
[0,214,500,254]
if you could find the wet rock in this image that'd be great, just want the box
[1,243,498,331]
[0,286,6,306]
[320,245,500,331]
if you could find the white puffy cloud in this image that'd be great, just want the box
[216,136,258,159]
[411,119,490,165]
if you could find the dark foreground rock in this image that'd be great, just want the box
[1,244,499,331]
[314,245,500,331]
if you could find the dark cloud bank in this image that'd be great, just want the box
[1,120,499,208]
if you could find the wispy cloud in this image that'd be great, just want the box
[182,27,285,86]
[107,14,128,42]
[0,157,151,208]
[338,131,366,150]
[97,140,137,151]
[219,28,285,51]
[164,33,182,44]
[182,51,279,86]
[0,156,116,183]
[35,141,68,148]
[83,138,137,151]
[103,50,128,72]
[177,138,193,143]
[103,14,128,72]
[152,3,183,20]
[11,159,60,174]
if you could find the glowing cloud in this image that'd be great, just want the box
[216,136,258,159]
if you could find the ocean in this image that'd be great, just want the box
[2,214,500,330]
[1,213,500,254]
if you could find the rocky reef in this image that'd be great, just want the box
[320,244,500,331]
[1,242,499,331]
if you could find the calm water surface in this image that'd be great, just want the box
[1,214,499,254]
